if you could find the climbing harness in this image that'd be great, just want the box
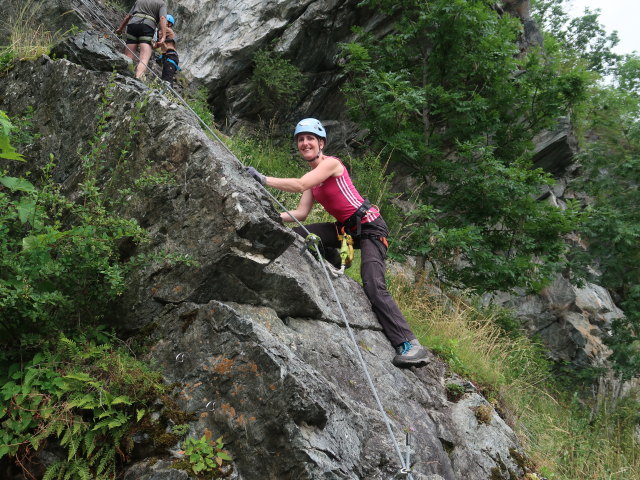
[165,56,180,70]
[72,2,415,477]
[132,12,157,23]
[343,198,371,236]
[156,54,181,71]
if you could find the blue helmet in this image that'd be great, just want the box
[166,14,175,26]
[294,118,326,141]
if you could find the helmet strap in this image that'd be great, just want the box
[305,149,323,163]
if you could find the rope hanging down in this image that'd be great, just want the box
[72,2,414,476]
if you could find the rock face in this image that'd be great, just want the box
[0,45,529,480]
[50,30,132,75]
[171,0,383,128]
[485,274,624,368]
[532,117,579,175]
[2,0,626,477]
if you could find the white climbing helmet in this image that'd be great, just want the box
[293,118,327,141]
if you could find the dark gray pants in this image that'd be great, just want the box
[294,217,416,347]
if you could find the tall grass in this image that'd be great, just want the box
[2,0,67,61]
[390,273,640,480]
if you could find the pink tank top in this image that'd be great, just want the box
[311,158,380,224]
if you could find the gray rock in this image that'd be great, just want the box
[124,459,190,480]
[483,274,624,368]
[50,30,132,75]
[532,117,579,175]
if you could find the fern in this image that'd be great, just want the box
[2,335,166,479]
[95,447,115,477]
[83,429,98,457]
[42,461,63,480]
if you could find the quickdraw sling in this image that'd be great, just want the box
[337,227,354,269]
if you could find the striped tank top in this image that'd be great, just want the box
[311,158,380,224]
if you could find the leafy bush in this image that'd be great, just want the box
[250,48,304,119]
[341,0,588,293]
[0,111,24,161]
[0,159,147,351]
[0,49,15,73]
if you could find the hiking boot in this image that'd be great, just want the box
[392,339,428,368]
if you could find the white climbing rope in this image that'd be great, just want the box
[71,2,414,476]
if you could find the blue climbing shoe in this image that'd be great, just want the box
[392,339,428,368]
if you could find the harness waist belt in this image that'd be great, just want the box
[127,33,154,42]
[343,199,372,236]
[132,13,156,23]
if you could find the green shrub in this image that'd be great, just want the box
[176,430,232,477]
[0,49,15,74]
[186,87,215,130]
[250,48,304,119]
[0,159,147,351]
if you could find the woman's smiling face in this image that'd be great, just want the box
[297,133,324,162]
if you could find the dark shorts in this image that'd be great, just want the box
[126,23,155,45]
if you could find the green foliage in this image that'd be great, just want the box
[0,73,192,352]
[179,431,232,476]
[395,152,582,291]
[0,48,16,74]
[605,288,640,381]
[171,423,191,437]
[428,337,471,377]
[0,111,25,161]
[186,87,215,130]
[0,154,147,349]
[8,106,41,146]
[341,0,585,292]
[616,53,640,94]
[532,0,620,76]
[567,78,640,378]
[250,48,304,119]
[0,334,166,479]
[530,391,640,479]
[445,383,465,402]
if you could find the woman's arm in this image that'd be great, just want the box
[266,157,342,192]
[281,190,314,223]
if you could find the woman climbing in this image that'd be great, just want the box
[245,118,428,368]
